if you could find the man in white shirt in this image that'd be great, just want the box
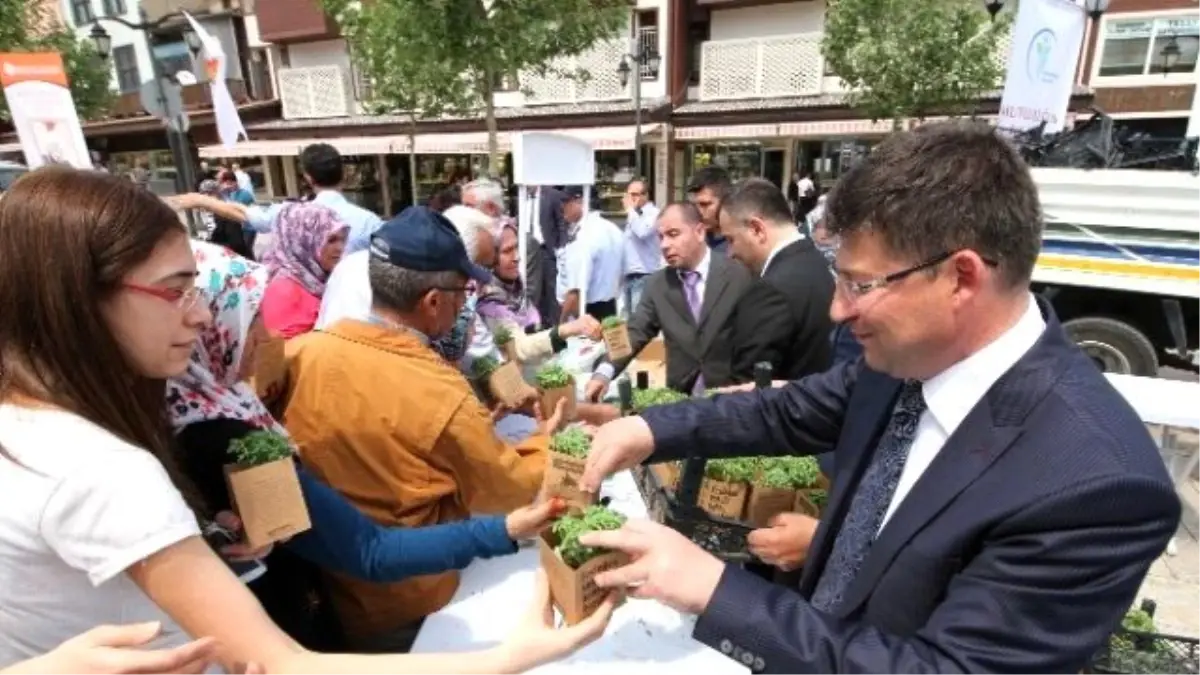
[620,178,662,317]
[557,188,624,321]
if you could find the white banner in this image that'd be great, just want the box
[996,0,1086,134]
[0,52,92,170]
[183,12,247,149]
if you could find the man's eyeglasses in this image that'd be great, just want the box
[123,282,208,311]
[832,249,998,300]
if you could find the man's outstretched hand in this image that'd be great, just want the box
[578,416,657,494]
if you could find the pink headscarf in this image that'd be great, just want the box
[260,202,348,296]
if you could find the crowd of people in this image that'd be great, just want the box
[0,120,1182,674]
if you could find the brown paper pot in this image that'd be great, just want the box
[539,379,577,425]
[746,485,798,528]
[499,341,519,364]
[541,451,595,511]
[224,458,312,549]
[651,462,680,492]
[816,473,831,490]
[487,361,535,408]
[698,477,748,520]
[539,531,629,626]
[602,324,633,361]
[793,490,821,518]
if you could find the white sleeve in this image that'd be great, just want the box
[40,449,200,587]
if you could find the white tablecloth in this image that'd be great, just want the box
[411,470,748,674]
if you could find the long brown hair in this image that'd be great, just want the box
[0,166,201,508]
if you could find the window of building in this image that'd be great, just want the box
[70,0,95,26]
[101,0,126,17]
[687,16,711,86]
[1098,16,1199,77]
[153,41,194,82]
[635,9,659,80]
[113,44,139,94]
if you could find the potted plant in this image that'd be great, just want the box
[535,363,576,427]
[600,316,633,360]
[542,427,594,510]
[787,456,826,517]
[539,504,629,625]
[745,458,801,527]
[224,430,312,549]
[493,324,518,363]
[631,387,689,414]
[472,354,535,409]
[698,457,756,520]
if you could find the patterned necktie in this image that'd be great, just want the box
[810,380,927,613]
[681,270,705,394]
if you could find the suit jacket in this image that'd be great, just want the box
[730,238,835,383]
[602,253,751,392]
[640,299,1180,673]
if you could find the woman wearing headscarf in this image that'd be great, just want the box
[169,241,568,649]
[476,219,600,365]
[259,202,349,338]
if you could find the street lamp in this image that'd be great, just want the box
[616,42,661,177]
[1160,36,1182,76]
[982,0,1004,22]
[90,8,199,196]
[1083,0,1111,22]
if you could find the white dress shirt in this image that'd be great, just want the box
[557,212,625,309]
[760,231,804,277]
[879,294,1047,531]
[624,202,663,276]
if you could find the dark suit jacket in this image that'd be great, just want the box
[730,238,835,383]
[640,299,1180,673]
[601,253,752,392]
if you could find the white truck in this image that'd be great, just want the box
[1033,167,1199,376]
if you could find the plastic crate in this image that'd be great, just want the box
[631,463,756,562]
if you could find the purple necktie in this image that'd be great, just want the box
[682,270,704,394]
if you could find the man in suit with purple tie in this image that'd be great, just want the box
[576,121,1180,674]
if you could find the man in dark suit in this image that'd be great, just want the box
[583,202,751,400]
[719,178,835,382]
[576,121,1180,673]
[685,167,732,255]
[524,186,570,327]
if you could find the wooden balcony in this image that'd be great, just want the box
[255,0,340,43]
[108,78,252,118]
[141,0,244,23]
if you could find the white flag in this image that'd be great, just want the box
[183,12,248,149]
[996,0,1086,135]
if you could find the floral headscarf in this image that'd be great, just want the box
[260,202,349,296]
[166,241,286,436]
[476,218,540,330]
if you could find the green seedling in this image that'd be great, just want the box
[535,363,573,389]
[631,387,688,412]
[808,489,828,510]
[552,505,626,568]
[472,355,501,379]
[228,430,292,467]
[550,427,591,458]
[493,324,514,346]
[601,316,625,330]
[704,457,757,484]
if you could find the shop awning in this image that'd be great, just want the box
[674,123,783,141]
[197,124,663,159]
[777,119,896,136]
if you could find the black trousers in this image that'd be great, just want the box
[585,298,618,321]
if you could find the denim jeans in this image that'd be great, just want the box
[623,274,649,318]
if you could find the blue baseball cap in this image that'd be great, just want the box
[369,206,492,284]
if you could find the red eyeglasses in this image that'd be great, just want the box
[122,282,207,311]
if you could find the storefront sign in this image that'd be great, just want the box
[0,52,91,170]
[996,0,1086,134]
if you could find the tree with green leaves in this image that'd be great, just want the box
[0,0,115,122]
[821,0,1011,129]
[323,0,630,175]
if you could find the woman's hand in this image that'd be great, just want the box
[213,511,274,562]
[11,622,217,675]
[496,569,618,671]
[537,398,567,436]
[505,497,568,541]
[559,315,602,341]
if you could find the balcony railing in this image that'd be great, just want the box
[699,33,826,101]
[140,0,241,22]
[109,78,250,118]
[278,65,352,119]
[521,37,630,105]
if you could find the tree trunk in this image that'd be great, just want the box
[892,117,904,132]
[481,70,500,177]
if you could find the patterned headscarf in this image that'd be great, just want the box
[476,218,540,330]
[260,202,349,297]
[166,241,287,436]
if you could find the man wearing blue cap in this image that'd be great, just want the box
[281,206,555,650]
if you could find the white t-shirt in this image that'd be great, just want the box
[0,405,200,667]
